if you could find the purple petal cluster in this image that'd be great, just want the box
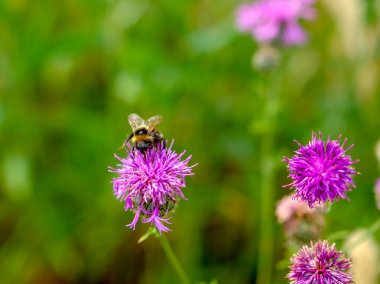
[288,240,353,284]
[109,141,196,233]
[236,0,316,46]
[283,131,358,207]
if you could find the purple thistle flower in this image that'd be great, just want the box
[288,240,353,284]
[109,141,196,233]
[283,131,358,208]
[236,0,316,46]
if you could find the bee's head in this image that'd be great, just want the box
[136,141,150,153]
[135,128,148,135]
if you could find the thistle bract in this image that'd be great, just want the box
[109,141,196,233]
[283,131,358,207]
[288,240,353,284]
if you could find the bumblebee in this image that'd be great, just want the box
[132,195,176,218]
[142,197,176,218]
[125,113,165,153]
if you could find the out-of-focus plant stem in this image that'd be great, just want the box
[343,216,380,253]
[158,234,191,284]
[256,69,280,284]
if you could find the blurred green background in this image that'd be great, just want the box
[0,0,379,283]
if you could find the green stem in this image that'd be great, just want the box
[327,230,350,242]
[256,133,275,284]
[256,71,279,284]
[158,234,191,284]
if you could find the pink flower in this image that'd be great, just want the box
[276,195,315,224]
[283,131,358,208]
[236,0,316,46]
[276,195,324,240]
[288,240,353,283]
[109,141,196,233]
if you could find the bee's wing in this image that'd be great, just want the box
[146,115,163,131]
[128,113,146,131]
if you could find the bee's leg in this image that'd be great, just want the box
[155,134,166,149]
[151,133,161,149]
[161,138,166,149]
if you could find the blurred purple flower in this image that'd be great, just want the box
[276,195,324,240]
[109,141,196,233]
[374,178,380,210]
[236,0,316,46]
[283,131,358,208]
[288,240,353,283]
[276,195,314,224]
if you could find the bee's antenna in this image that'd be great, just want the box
[117,142,126,150]
[118,133,133,150]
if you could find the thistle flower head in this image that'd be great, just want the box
[276,195,315,224]
[283,131,358,208]
[276,195,324,241]
[236,0,316,46]
[288,240,353,284]
[109,141,196,233]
